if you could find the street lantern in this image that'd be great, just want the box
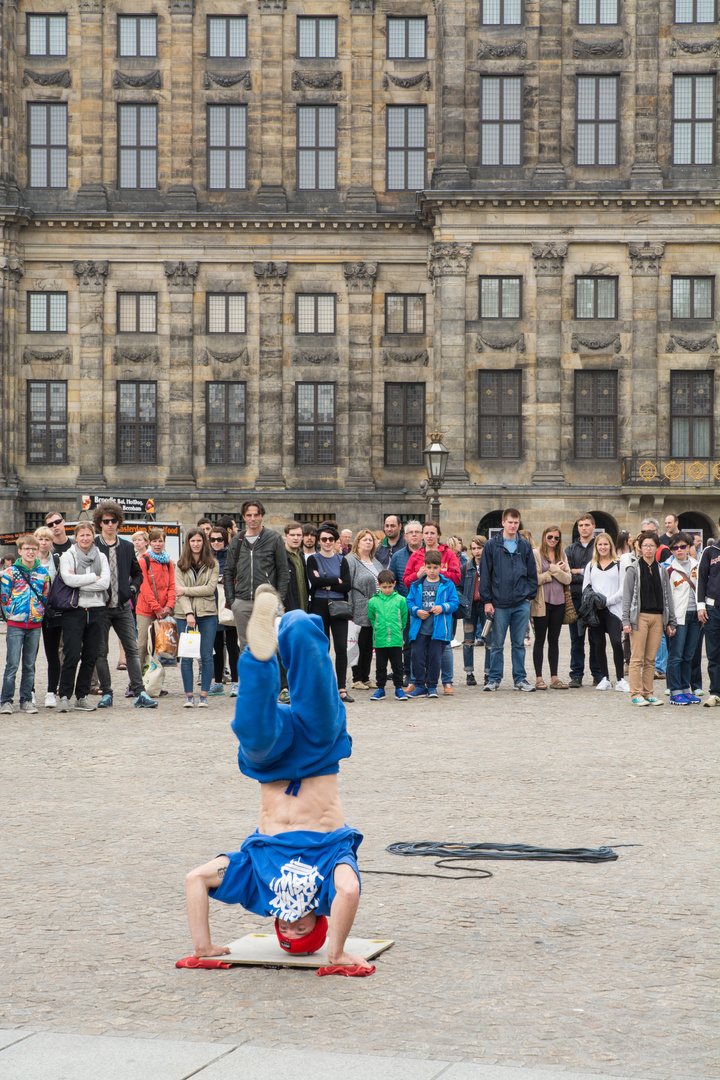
[422,430,450,522]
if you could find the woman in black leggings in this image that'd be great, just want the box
[307,522,353,703]
[530,525,572,690]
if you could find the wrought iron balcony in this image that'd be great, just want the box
[622,457,720,487]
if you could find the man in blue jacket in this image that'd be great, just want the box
[479,508,538,692]
[406,550,459,698]
[184,590,372,971]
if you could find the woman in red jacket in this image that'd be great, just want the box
[136,529,176,673]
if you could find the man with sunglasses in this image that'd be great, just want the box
[93,501,157,710]
[45,512,72,555]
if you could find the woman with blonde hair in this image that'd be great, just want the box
[583,532,628,692]
[530,525,572,690]
[174,529,218,708]
[347,528,383,690]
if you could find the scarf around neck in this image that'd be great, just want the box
[72,542,102,575]
[148,549,170,565]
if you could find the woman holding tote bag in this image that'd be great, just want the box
[136,529,176,675]
[174,529,219,708]
[207,526,240,699]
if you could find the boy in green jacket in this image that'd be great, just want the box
[367,569,408,702]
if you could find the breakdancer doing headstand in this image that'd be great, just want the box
[185,589,373,970]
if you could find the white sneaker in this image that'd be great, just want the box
[20,700,39,714]
[45,692,57,708]
[595,677,612,691]
[614,678,630,693]
[0,702,14,715]
[703,694,719,708]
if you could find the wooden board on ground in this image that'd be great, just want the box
[204,933,394,968]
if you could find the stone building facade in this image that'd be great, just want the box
[1,0,718,541]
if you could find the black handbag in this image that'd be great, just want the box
[47,571,79,612]
[328,599,352,620]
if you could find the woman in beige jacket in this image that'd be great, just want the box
[174,529,219,708]
[530,526,572,690]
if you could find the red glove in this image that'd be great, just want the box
[175,956,232,970]
[317,964,376,978]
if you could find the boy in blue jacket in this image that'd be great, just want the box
[406,550,459,699]
[0,534,49,715]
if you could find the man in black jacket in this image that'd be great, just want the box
[93,502,157,709]
[564,513,603,688]
[223,500,290,653]
[697,525,720,707]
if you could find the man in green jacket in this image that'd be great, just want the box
[367,569,408,702]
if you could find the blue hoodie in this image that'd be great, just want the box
[232,609,352,784]
[406,574,459,642]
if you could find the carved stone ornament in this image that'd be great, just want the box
[0,257,24,282]
[164,261,199,291]
[292,350,340,366]
[113,70,162,90]
[292,71,343,91]
[428,242,473,280]
[73,260,108,291]
[382,72,431,90]
[350,0,374,12]
[477,40,527,59]
[113,346,160,365]
[204,71,252,90]
[573,38,624,58]
[204,347,250,367]
[667,334,719,353]
[78,0,102,12]
[571,333,622,353]
[670,37,720,57]
[382,349,429,367]
[253,261,288,292]
[23,347,71,364]
[258,0,286,11]
[23,69,71,88]
[343,262,378,293]
[628,242,665,276]
[532,243,568,276]
[169,0,194,12]
[476,331,526,353]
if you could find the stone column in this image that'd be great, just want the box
[167,0,197,210]
[347,1,376,212]
[254,261,287,489]
[531,242,567,485]
[428,242,472,481]
[0,0,21,208]
[257,0,287,211]
[0,256,23,489]
[164,261,198,486]
[73,260,108,487]
[76,0,106,210]
[343,262,377,489]
[630,5,663,189]
[628,242,664,456]
[431,0,471,189]
[532,0,565,189]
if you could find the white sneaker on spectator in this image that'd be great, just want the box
[45,692,57,708]
[614,678,630,693]
[1,702,14,715]
[595,677,612,691]
[20,700,39,714]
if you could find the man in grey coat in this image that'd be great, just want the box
[222,500,290,653]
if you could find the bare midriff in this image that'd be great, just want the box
[258,773,345,836]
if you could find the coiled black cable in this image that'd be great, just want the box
[362,840,624,881]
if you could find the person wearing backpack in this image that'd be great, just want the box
[0,534,50,715]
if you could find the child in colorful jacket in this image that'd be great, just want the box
[0,534,50,714]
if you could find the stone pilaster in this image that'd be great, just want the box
[630,4,663,190]
[531,242,567,485]
[73,261,108,487]
[167,0,197,210]
[428,242,472,481]
[629,242,664,455]
[76,1,106,210]
[343,262,377,489]
[532,0,565,189]
[346,5,376,212]
[0,256,23,487]
[164,261,198,486]
[257,1,287,211]
[254,261,287,488]
[431,0,470,189]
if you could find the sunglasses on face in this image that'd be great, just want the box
[319,536,335,543]
[47,519,63,528]
[102,518,117,525]
[671,544,688,550]
[546,535,559,541]
[210,537,224,543]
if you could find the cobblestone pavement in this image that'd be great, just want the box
[2,630,717,1079]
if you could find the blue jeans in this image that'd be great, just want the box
[2,625,41,705]
[487,601,530,685]
[411,635,444,690]
[654,632,668,675]
[441,640,453,685]
[463,601,484,672]
[666,613,702,693]
[177,616,218,694]
[705,605,720,695]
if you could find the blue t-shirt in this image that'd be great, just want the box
[503,537,518,555]
[419,578,440,635]
[209,826,363,919]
